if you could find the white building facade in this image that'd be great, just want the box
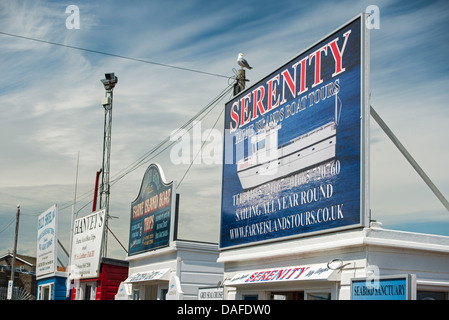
[218,222,449,300]
[118,240,223,300]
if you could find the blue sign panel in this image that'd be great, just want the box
[352,277,409,300]
[220,16,368,248]
[128,164,174,255]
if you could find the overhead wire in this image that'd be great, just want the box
[11,82,235,220]
[80,84,232,254]
[109,82,234,188]
[0,30,236,198]
[176,94,229,189]
[0,215,16,235]
[0,31,231,79]
[0,30,238,231]
[0,30,239,254]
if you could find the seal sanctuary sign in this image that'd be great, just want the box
[128,163,176,256]
[220,14,370,249]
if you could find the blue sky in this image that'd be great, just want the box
[0,0,448,261]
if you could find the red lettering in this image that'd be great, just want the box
[281,64,298,104]
[261,271,272,281]
[297,56,308,95]
[265,270,277,281]
[158,189,171,209]
[132,202,144,219]
[275,268,292,280]
[328,30,351,77]
[227,29,351,133]
[230,101,239,132]
[294,267,310,279]
[144,199,150,214]
[143,216,154,233]
[286,267,300,279]
[309,45,328,88]
[266,75,280,111]
[252,85,265,121]
[246,272,258,282]
[146,195,158,214]
[254,271,265,282]
[239,93,252,127]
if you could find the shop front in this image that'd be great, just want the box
[36,205,69,300]
[226,262,340,300]
[123,268,170,300]
[37,271,69,300]
[71,257,129,300]
[117,163,224,300]
[117,240,223,300]
[219,223,449,300]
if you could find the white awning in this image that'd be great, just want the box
[227,263,340,286]
[125,268,171,283]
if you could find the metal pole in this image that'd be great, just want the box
[8,205,20,300]
[100,89,113,257]
[370,105,449,212]
[92,169,102,212]
[99,73,117,259]
[67,205,75,298]
[73,151,79,217]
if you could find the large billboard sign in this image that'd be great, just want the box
[220,15,369,249]
[36,204,58,278]
[69,209,105,280]
[128,163,176,256]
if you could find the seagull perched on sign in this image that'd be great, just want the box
[237,53,252,70]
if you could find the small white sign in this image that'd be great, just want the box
[69,209,106,280]
[36,204,58,278]
[198,287,224,300]
[7,280,13,300]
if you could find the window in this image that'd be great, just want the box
[77,282,96,300]
[243,294,259,300]
[257,139,265,151]
[417,291,448,300]
[133,289,140,300]
[252,139,266,153]
[84,285,92,300]
[307,292,331,300]
[38,283,53,300]
[160,289,168,300]
[270,291,304,300]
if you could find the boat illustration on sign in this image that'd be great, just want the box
[236,95,340,190]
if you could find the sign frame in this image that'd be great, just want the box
[128,163,177,256]
[351,274,416,300]
[220,13,370,249]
